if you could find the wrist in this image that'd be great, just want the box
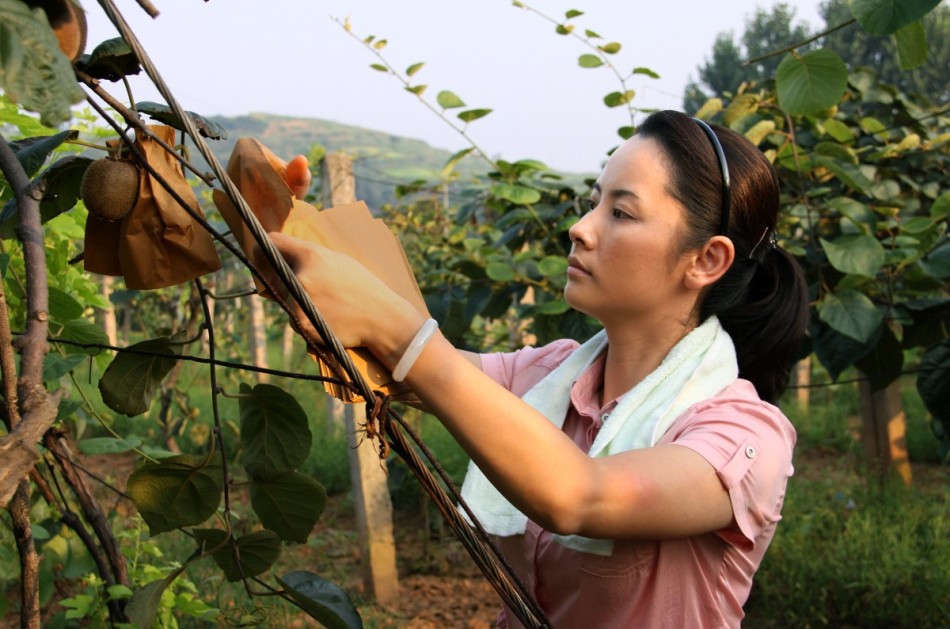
[390,318,439,382]
[368,302,429,371]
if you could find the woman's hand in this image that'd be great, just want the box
[267,231,424,363]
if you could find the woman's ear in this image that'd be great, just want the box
[684,236,735,290]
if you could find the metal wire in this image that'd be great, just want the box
[93,1,549,625]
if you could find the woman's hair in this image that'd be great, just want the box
[637,110,809,403]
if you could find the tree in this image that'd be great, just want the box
[683,3,815,113]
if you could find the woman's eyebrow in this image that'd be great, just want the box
[592,182,638,201]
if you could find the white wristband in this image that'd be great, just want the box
[391,318,439,382]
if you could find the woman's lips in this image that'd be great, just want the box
[567,255,591,278]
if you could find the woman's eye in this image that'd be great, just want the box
[585,198,597,212]
[612,208,629,219]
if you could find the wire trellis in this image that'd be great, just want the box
[92,0,550,626]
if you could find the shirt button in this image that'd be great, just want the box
[745,445,756,459]
[600,412,610,423]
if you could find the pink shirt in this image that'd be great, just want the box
[481,339,796,628]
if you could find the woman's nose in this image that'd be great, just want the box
[569,208,594,248]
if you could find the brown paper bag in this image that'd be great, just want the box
[83,125,222,289]
[213,138,430,403]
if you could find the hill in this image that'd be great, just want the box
[204,113,488,210]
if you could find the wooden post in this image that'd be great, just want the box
[794,356,810,415]
[98,275,117,346]
[247,293,268,383]
[321,151,399,603]
[858,377,912,486]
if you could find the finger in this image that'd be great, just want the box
[269,231,318,269]
[285,155,312,199]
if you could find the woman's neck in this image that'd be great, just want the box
[600,314,696,405]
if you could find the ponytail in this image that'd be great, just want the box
[702,247,809,403]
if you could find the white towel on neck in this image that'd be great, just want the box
[459,315,738,555]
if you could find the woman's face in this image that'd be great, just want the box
[565,135,694,326]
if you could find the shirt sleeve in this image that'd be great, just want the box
[666,384,797,550]
[480,339,580,397]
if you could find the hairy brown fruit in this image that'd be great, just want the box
[81,158,140,222]
[23,0,87,61]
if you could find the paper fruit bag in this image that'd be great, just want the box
[213,137,430,403]
[83,125,221,288]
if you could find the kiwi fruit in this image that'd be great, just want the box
[81,157,140,222]
[23,0,88,61]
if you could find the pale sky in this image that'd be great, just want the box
[82,1,826,173]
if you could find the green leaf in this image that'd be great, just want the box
[373,39,388,50]
[817,289,883,344]
[744,120,776,146]
[584,29,601,39]
[578,54,603,68]
[823,119,853,143]
[555,24,574,35]
[931,192,950,220]
[632,67,660,78]
[893,20,927,70]
[126,567,186,628]
[42,353,86,382]
[565,9,584,18]
[812,318,878,380]
[440,147,474,179]
[902,216,934,234]
[849,0,941,35]
[617,126,635,140]
[486,262,515,282]
[917,340,950,420]
[134,101,228,140]
[859,116,887,135]
[820,234,886,277]
[776,49,848,116]
[405,62,424,77]
[854,324,903,391]
[8,130,77,178]
[457,108,492,123]
[436,90,465,109]
[603,90,634,108]
[238,383,312,481]
[918,242,950,278]
[250,472,327,543]
[828,196,875,234]
[48,286,84,322]
[277,571,363,629]
[537,255,568,277]
[78,437,142,456]
[490,183,541,205]
[0,1,84,126]
[598,42,621,54]
[75,37,141,82]
[57,318,109,356]
[126,454,224,534]
[194,529,281,582]
[369,63,388,72]
[0,155,93,239]
[99,337,182,417]
[536,300,570,315]
[812,155,872,193]
[403,84,427,96]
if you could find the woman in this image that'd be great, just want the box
[269,110,809,627]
